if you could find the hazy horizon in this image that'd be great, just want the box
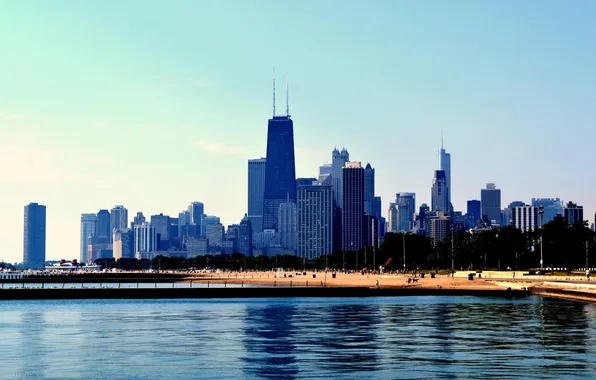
[1,0,595,263]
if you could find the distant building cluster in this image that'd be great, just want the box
[20,80,592,267]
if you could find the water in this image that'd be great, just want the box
[1,296,595,379]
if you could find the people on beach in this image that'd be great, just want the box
[587,269,590,280]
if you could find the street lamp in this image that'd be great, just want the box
[539,206,544,270]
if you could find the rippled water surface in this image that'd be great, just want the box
[1,296,596,379]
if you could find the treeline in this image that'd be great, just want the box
[94,216,595,271]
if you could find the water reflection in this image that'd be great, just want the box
[243,304,298,379]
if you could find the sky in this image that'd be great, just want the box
[1,0,595,263]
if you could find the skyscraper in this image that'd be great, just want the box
[23,203,46,268]
[134,222,156,259]
[564,201,584,226]
[481,183,501,224]
[297,185,333,259]
[373,196,382,220]
[503,201,525,226]
[80,213,97,263]
[342,162,364,251]
[248,158,266,233]
[531,198,564,224]
[512,206,539,232]
[238,215,253,257]
[188,201,204,234]
[151,213,171,249]
[431,170,449,213]
[262,77,297,231]
[364,163,375,216]
[387,203,398,232]
[439,135,452,211]
[318,163,332,185]
[332,148,350,208]
[96,209,111,239]
[466,200,481,223]
[396,192,416,232]
[206,223,224,250]
[110,205,128,237]
[278,200,297,252]
[113,228,134,259]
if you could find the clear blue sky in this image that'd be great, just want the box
[1,0,595,263]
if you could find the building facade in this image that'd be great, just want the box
[206,223,225,250]
[481,183,501,225]
[297,185,333,259]
[96,209,111,240]
[439,141,451,211]
[80,213,97,263]
[110,205,128,234]
[113,228,134,259]
[238,215,253,257]
[23,202,46,268]
[531,198,564,224]
[512,206,539,232]
[134,222,157,258]
[248,158,266,233]
[431,170,449,213]
[396,192,416,232]
[466,200,481,224]
[278,201,297,252]
[263,115,297,231]
[342,162,364,251]
[364,163,375,216]
[564,201,584,226]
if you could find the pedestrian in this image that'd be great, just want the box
[375,280,379,288]
[587,269,590,281]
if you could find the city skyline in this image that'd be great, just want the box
[2,1,596,262]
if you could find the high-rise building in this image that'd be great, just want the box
[201,215,221,237]
[431,170,449,213]
[318,163,332,185]
[262,92,297,231]
[481,183,501,225]
[178,210,191,237]
[134,222,157,259]
[248,158,266,233]
[96,209,111,239]
[87,235,111,262]
[23,202,46,268]
[466,200,481,224]
[151,213,171,249]
[396,192,416,232]
[206,223,224,249]
[132,212,145,228]
[430,214,450,246]
[418,204,430,236]
[188,201,204,234]
[297,185,333,259]
[332,148,350,208]
[364,163,375,216]
[342,162,364,251]
[512,206,539,232]
[387,203,398,233]
[531,198,564,224]
[439,137,451,211]
[503,201,525,226]
[373,196,382,220]
[278,201,297,252]
[80,213,97,263]
[110,205,128,235]
[564,201,584,226]
[238,215,253,257]
[113,228,134,259]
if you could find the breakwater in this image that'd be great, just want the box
[531,286,596,303]
[0,286,529,300]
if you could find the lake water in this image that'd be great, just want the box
[1,296,595,379]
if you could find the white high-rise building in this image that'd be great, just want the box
[297,185,333,259]
[512,206,539,232]
[134,222,156,259]
[80,213,97,263]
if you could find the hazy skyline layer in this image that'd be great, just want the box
[1,1,595,262]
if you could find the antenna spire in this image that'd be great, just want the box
[441,130,444,150]
[272,67,276,117]
[285,74,289,117]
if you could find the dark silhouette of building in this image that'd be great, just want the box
[238,215,253,257]
[342,162,364,251]
[263,115,296,231]
[96,209,111,239]
[467,200,481,224]
[23,202,46,268]
[364,163,375,216]
[564,201,584,226]
[248,158,266,233]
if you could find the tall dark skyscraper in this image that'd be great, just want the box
[263,75,296,231]
[439,134,452,211]
[342,162,364,251]
[467,200,481,223]
[481,183,501,224]
[364,163,375,216]
[23,202,46,268]
[96,209,111,239]
[431,170,449,213]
